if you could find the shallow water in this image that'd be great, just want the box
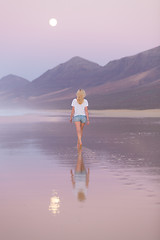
[0,117,160,240]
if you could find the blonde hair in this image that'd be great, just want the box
[76,89,86,104]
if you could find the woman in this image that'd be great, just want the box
[70,89,90,148]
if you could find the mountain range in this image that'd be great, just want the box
[0,46,160,109]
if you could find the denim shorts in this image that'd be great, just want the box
[73,115,87,123]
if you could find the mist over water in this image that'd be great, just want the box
[0,108,69,117]
[0,116,160,240]
[0,108,35,116]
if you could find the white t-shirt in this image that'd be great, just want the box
[71,98,88,116]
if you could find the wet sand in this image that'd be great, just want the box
[0,114,160,240]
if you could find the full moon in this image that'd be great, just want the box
[49,18,57,27]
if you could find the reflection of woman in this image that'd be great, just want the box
[70,89,90,149]
[70,149,89,202]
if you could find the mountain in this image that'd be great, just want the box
[103,45,160,79]
[21,56,102,96]
[0,74,29,92]
[0,46,160,109]
[0,75,30,107]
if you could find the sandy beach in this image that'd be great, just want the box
[90,109,160,118]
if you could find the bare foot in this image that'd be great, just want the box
[77,140,80,149]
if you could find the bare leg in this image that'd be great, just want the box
[74,122,82,148]
[80,122,85,139]
[80,122,85,149]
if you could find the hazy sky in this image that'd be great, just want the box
[1,0,160,80]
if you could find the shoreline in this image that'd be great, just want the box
[0,109,160,124]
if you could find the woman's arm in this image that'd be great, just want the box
[70,106,75,122]
[85,106,90,125]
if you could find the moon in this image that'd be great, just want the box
[49,18,57,27]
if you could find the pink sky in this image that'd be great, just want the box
[0,0,160,80]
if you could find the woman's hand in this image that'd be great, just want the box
[86,120,90,125]
[70,118,72,123]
